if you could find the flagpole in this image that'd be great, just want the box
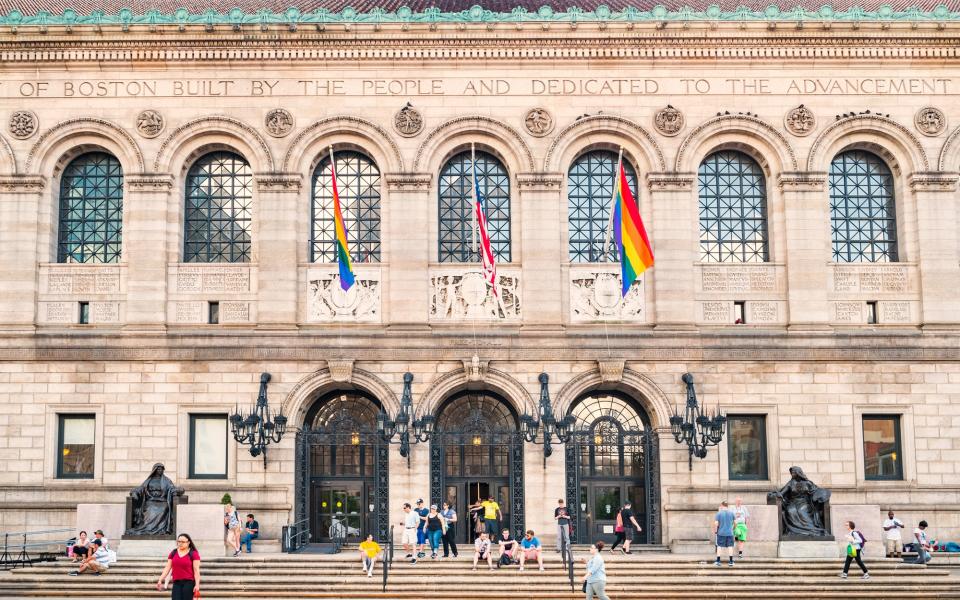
[470,143,478,262]
[601,146,624,262]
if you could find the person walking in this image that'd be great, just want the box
[440,501,458,558]
[156,533,201,600]
[733,497,750,559]
[619,501,642,554]
[472,532,493,571]
[359,534,381,578]
[883,511,905,558]
[555,499,571,553]
[610,507,626,553]
[424,504,445,559]
[713,501,735,567]
[583,541,611,600]
[400,503,420,563]
[481,495,502,538]
[839,521,870,579]
[414,499,429,559]
[914,520,933,564]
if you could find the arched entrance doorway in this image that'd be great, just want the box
[565,391,661,545]
[430,391,525,545]
[294,390,389,543]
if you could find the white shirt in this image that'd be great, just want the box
[914,528,929,547]
[734,505,750,524]
[404,512,420,528]
[883,518,903,541]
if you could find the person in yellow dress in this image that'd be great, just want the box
[359,534,381,578]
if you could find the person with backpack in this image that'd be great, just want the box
[223,503,242,557]
[839,521,870,580]
[156,533,201,600]
[497,528,519,567]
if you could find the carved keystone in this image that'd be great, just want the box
[327,359,355,382]
[598,359,626,383]
[462,356,489,382]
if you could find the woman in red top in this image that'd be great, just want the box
[156,533,200,600]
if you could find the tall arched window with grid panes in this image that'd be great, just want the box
[311,151,381,264]
[829,150,898,262]
[184,151,253,263]
[438,150,511,263]
[697,151,769,263]
[57,152,123,263]
[567,150,639,262]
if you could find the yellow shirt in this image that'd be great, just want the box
[481,500,500,520]
[359,540,381,558]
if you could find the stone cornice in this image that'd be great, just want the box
[647,172,695,191]
[908,171,960,191]
[2,23,960,61]
[255,172,304,192]
[384,172,432,191]
[0,174,45,191]
[777,171,828,191]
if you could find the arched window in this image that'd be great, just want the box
[698,151,769,263]
[184,151,252,263]
[305,391,382,477]
[435,392,518,478]
[829,150,898,262]
[57,152,123,263]
[311,151,381,263]
[438,150,511,263]
[569,393,650,479]
[567,150,639,262]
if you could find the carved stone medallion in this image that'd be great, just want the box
[653,105,683,136]
[135,110,164,138]
[393,103,423,137]
[264,108,294,137]
[523,107,554,137]
[9,110,37,139]
[914,107,945,136]
[784,105,816,137]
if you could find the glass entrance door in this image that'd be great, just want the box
[311,481,367,543]
[579,483,647,544]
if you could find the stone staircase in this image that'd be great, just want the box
[1,551,957,599]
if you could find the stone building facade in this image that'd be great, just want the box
[0,2,959,551]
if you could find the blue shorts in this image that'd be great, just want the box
[417,529,426,545]
[716,535,734,548]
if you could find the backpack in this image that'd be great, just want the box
[854,530,866,547]
[168,549,198,563]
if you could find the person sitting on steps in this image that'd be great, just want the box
[472,532,494,571]
[519,530,544,572]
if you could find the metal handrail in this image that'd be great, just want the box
[564,538,575,592]
[382,525,394,592]
[330,519,347,554]
[281,519,310,553]
[1,528,74,570]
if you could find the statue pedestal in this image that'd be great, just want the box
[75,503,126,541]
[778,540,840,558]
[117,538,178,558]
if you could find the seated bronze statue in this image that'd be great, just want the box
[767,466,832,539]
[125,463,184,536]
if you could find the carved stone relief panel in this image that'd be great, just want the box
[914,107,945,136]
[429,268,520,320]
[136,110,165,138]
[653,105,683,136]
[306,267,381,322]
[264,108,295,137]
[9,110,37,139]
[784,104,816,136]
[393,103,424,137]
[569,268,645,322]
[523,107,554,137]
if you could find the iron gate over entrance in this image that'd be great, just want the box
[564,392,661,545]
[294,391,390,544]
[430,391,525,544]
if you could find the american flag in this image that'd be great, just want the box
[471,156,498,297]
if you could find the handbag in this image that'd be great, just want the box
[582,581,588,593]
[846,544,857,557]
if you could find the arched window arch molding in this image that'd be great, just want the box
[545,116,666,174]
[281,116,403,174]
[419,366,535,419]
[554,367,671,430]
[674,115,798,175]
[937,124,960,172]
[27,124,142,263]
[413,116,534,174]
[281,367,401,429]
[152,116,275,174]
[0,131,17,174]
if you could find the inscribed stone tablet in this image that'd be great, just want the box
[220,301,250,322]
[833,269,859,293]
[44,302,75,323]
[749,301,779,323]
[880,301,911,323]
[701,301,730,323]
[177,269,203,293]
[882,267,908,292]
[73,273,96,294]
[46,271,73,293]
[91,302,119,323]
[175,302,204,323]
[95,272,120,293]
[834,301,863,322]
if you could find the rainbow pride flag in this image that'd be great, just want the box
[613,161,654,296]
[329,152,355,291]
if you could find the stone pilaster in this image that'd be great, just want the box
[778,172,830,329]
[384,173,432,328]
[0,175,45,331]
[908,172,960,328]
[123,174,173,331]
[647,173,696,328]
[255,173,303,328]
[517,172,564,329]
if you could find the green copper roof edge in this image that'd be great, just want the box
[1,4,958,27]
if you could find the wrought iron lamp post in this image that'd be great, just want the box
[229,372,288,468]
[377,372,433,465]
[670,373,726,471]
[520,373,576,465]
